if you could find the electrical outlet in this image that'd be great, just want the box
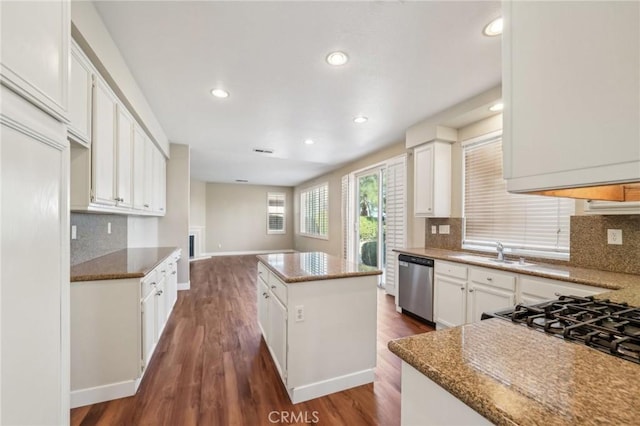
[107,222,112,235]
[439,224,450,235]
[71,225,77,240]
[431,225,437,234]
[607,229,622,245]
[295,305,304,322]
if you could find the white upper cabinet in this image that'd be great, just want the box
[414,141,451,217]
[91,78,118,207]
[502,1,640,192]
[116,105,134,209]
[132,124,147,211]
[68,42,94,146]
[0,0,69,121]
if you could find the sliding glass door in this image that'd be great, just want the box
[356,167,386,285]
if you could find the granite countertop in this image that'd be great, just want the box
[256,251,382,283]
[394,247,640,298]
[70,247,179,282]
[389,319,640,426]
[389,248,640,424]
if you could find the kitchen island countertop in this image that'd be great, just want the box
[257,251,381,283]
[70,247,179,282]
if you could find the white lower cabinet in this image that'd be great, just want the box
[256,260,377,403]
[434,259,607,329]
[520,275,602,305]
[70,250,180,408]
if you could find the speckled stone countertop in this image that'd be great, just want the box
[390,247,640,424]
[70,247,179,282]
[394,247,640,294]
[257,252,381,283]
[389,319,640,426]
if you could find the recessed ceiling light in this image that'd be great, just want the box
[210,88,229,98]
[353,115,368,124]
[304,139,315,145]
[483,17,503,36]
[326,51,348,66]
[489,102,504,112]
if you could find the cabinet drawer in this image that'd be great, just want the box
[469,267,516,292]
[520,276,603,300]
[435,261,467,280]
[258,262,269,284]
[268,274,287,306]
[141,269,157,298]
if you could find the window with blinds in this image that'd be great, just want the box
[300,183,329,238]
[463,136,574,257]
[267,192,286,234]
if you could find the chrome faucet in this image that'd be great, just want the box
[496,242,504,262]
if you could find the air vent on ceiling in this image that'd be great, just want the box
[253,147,274,154]
[235,179,249,183]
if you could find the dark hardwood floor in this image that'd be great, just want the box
[71,255,433,426]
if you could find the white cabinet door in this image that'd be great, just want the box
[434,275,466,328]
[91,78,117,206]
[0,0,69,120]
[257,279,270,340]
[68,43,93,145]
[155,277,167,341]
[132,125,146,210]
[116,105,133,209]
[414,141,451,217]
[141,287,156,370]
[466,283,516,324]
[153,148,166,214]
[268,294,288,383]
[143,136,154,211]
[166,254,179,317]
[503,1,640,192]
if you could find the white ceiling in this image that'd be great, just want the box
[94,1,502,187]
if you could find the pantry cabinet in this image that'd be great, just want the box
[502,1,640,192]
[413,141,451,217]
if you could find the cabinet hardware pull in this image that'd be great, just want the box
[156,290,163,296]
[144,204,149,208]
[161,270,166,273]
[271,285,276,289]
[262,292,267,296]
[487,277,493,281]
[554,292,561,296]
[469,288,474,293]
[171,271,177,275]
[460,287,465,291]
[265,294,270,298]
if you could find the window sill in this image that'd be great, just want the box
[298,233,329,241]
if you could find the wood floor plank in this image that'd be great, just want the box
[71,255,433,425]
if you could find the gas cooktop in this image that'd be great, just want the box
[483,295,640,364]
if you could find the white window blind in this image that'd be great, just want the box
[463,137,574,255]
[384,155,407,294]
[267,192,286,234]
[341,174,354,261]
[300,183,328,238]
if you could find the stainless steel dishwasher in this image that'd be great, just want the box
[398,254,434,323]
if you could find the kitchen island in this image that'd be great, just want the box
[256,252,381,403]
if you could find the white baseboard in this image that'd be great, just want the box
[206,249,296,257]
[70,379,138,409]
[288,369,375,404]
[177,281,190,291]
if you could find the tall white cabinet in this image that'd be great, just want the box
[502,1,640,193]
[0,1,70,424]
[413,141,451,217]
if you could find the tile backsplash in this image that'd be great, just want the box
[71,213,127,265]
[424,215,640,274]
[570,215,640,275]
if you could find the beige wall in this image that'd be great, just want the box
[159,144,190,283]
[127,216,159,248]
[205,183,294,253]
[293,141,424,257]
[190,179,206,227]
